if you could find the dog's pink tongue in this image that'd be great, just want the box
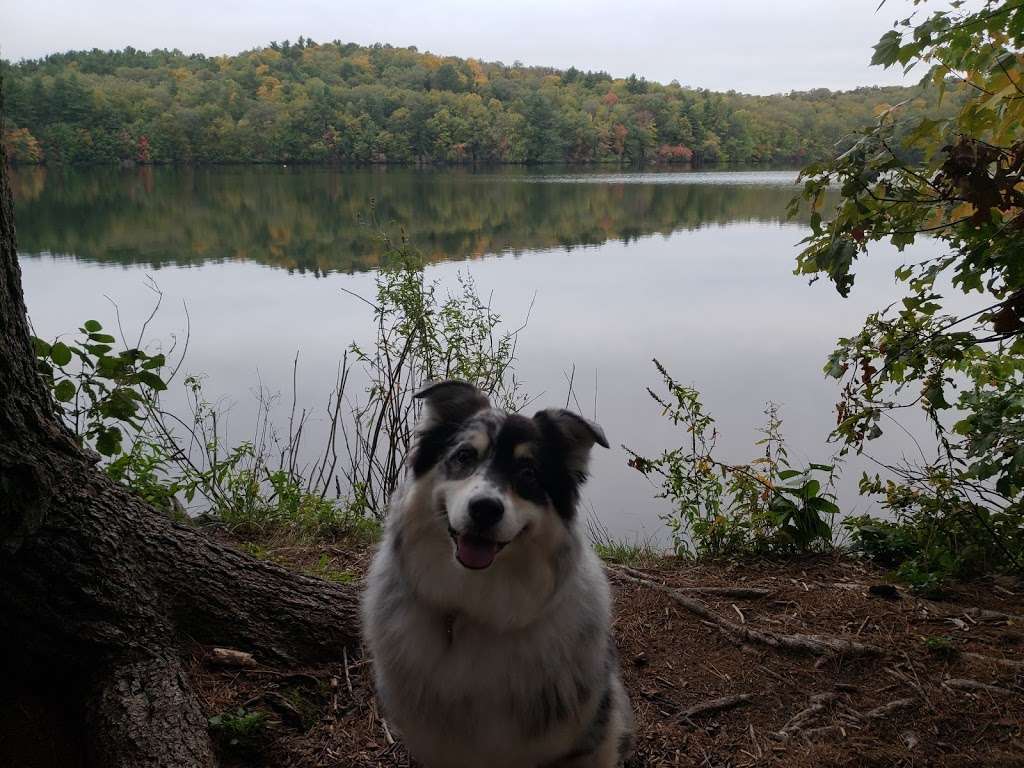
[456,534,498,569]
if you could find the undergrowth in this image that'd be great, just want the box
[626,359,840,559]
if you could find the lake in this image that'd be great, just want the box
[12,165,937,544]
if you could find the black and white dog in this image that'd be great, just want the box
[362,380,634,767]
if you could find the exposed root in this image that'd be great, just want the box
[944,678,1018,696]
[613,566,772,598]
[863,697,915,719]
[962,607,1024,623]
[962,652,1024,669]
[609,566,882,658]
[800,725,846,742]
[769,692,838,741]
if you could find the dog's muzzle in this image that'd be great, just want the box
[449,528,508,569]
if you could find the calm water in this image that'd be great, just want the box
[13,165,936,542]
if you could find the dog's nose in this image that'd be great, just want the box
[468,497,504,529]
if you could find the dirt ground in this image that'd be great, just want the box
[195,541,1024,768]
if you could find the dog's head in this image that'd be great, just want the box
[407,380,608,572]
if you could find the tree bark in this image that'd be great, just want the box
[0,151,359,764]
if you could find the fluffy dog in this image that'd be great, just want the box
[361,380,634,767]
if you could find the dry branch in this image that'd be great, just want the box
[609,566,882,657]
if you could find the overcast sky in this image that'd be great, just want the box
[2,0,920,94]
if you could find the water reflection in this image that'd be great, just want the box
[10,166,829,274]
[15,166,913,541]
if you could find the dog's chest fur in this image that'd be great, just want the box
[364,533,613,768]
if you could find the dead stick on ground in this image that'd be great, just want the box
[608,566,882,658]
[614,565,772,598]
[343,646,355,698]
[680,694,754,721]
[209,647,257,668]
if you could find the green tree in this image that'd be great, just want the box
[792,0,1024,584]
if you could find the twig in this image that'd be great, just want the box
[343,645,355,698]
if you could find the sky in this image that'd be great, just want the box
[1,0,921,95]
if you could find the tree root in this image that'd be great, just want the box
[962,607,1024,623]
[863,697,915,719]
[962,652,1024,669]
[614,565,771,598]
[87,652,216,768]
[769,693,838,741]
[767,693,916,743]
[609,566,882,657]
[944,678,1018,696]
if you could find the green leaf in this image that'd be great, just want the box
[801,479,821,498]
[83,320,102,333]
[135,371,167,391]
[871,30,903,68]
[50,342,72,366]
[95,427,122,456]
[32,336,52,358]
[777,469,802,480]
[101,389,139,421]
[808,497,840,516]
[54,379,76,402]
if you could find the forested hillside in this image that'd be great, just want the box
[1,38,955,166]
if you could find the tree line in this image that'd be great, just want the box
[1,38,957,166]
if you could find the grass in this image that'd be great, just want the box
[587,516,662,568]
[310,553,359,584]
[208,707,270,752]
[921,635,960,659]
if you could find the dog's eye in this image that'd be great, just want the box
[452,446,478,466]
[517,465,539,489]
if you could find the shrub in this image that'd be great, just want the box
[627,359,839,558]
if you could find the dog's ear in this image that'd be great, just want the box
[533,409,609,478]
[414,380,490,429]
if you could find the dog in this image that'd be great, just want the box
[361,380,634,768]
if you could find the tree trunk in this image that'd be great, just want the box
[0,152,360,764]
